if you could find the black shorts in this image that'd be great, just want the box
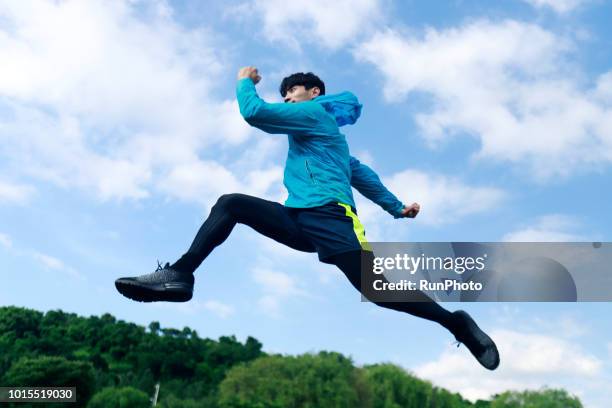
[280,202,371,262]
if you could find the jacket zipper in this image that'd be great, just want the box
[305,159,317,184]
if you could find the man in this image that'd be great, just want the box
[115,68,500,370]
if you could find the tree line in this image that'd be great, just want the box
[0,306,583,407]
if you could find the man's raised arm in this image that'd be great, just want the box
[236,67,324,136]
[350,156,420,218]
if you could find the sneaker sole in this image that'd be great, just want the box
[455,310,500,370]
[115,280,193,303]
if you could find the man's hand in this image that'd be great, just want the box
[237,66,262,85]
[401,202,420,218]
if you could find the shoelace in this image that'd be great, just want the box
[155,260,168,272]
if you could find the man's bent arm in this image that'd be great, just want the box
[236,78,327,135]
[350,156,405,218]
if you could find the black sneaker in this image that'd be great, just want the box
[115,261,194,302]
[452,310,500,370]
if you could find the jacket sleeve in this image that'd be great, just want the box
[350,156,405,218]
[236,78,325,135]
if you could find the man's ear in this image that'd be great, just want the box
[311,87,321,97]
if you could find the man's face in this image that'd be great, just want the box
[284,85,320,103]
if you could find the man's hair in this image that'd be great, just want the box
[279,72,326,97]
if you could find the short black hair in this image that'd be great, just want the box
[279,72,325,97]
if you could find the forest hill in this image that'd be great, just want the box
[0,306,583,408]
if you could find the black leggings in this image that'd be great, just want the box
[171,193,457,332]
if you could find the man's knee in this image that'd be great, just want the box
[213,193,246,213]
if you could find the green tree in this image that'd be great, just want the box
[87,386,150,408]
[491,388,583,408]
[0,306,586,408]
[158,393,218,408]
[149,321,161,335]
[0,307,43,374]
[365,364,431,407]
[2,355,95,407]
[219,351,371,408]
[363,363,471,408]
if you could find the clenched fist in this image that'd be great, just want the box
[401,203,420,218]
[237,66,262,84]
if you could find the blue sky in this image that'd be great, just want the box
[1,0,611,406]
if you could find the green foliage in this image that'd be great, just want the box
[491,388,583,407]
[365,363,430,407]
[364,363,472,408]
[87,386,150,408]
[0,306,263,406]
[218,351,371,408]
[0,306,586,408]
[1,355,95,407]
[157,393,219,408]
[0,307,43,374]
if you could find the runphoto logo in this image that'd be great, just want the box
[372,253,487,275]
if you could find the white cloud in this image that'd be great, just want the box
[252,267,309,317]
[203,300,235,319]
[354,20,612,181]
[0,1,222,126]
[1,106,152,199]
[415,328,602,402]
[313,263,345,285]
[257,295,283,318]
[353,150,376,167]
[523,0,589,14]
[32,252,65,270]
[253,267,307,296]
[233,0,383,50]
[0,232,13,249]
[156,157,284,210]
[0,180,34,204]
[152,299,235,318]
[158,160,242,203]
[493,307,590,339]
[0,0,260,201]
[31,251,83,279]
[385,169,506,226]
[349,168,506,243]
[595,72,612,103]
[502,214,587,241]
[0,231,83,278]
[533,315,589,338]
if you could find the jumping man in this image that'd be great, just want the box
[115,67,500,370]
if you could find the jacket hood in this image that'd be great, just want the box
[314,91,362,127]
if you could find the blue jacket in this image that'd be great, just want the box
[236,78,405,218]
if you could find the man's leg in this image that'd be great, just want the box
[171,193,315,274]
[326,249,500,370]
[115,193,314,302]
[326,250,458,332]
